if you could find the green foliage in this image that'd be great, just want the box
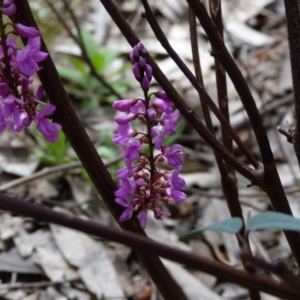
[34,130,74,165]
[56,30,130,106]
[179,211,300,242]
[96,131,124,172]
[179,217,243,242]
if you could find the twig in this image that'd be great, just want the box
[0,156,123,192]
[0,278,79,290]
[189,5,259,298]
[241,253,300,293]
[0,193,299,300]
[141,0,259,169]
[187,0,300,269]
[283,0,300,169]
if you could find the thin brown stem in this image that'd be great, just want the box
[0,156,123,192]
[241,253,300,292]
[189,9,259,298]
[283,0,300,168]
[0,193,299,300]
[187,0,300,269]
[141,0,259,169]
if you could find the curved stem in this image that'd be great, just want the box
[141,0,259,169]
[0,193,299,300]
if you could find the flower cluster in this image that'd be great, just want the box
[0,0,61,142]
[113,43,186,229]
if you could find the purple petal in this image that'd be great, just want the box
[16,24,40,38]
[119,206,134,222]
[115,113,136,125]
[115,197,130,207]
[142,76,149,90]
[139,210,148,229]
[3,3,16,15]
[132,63,141,80]
[113,99,134,112]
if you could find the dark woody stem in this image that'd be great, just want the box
[0,193,299,300]
[187,0,300,268]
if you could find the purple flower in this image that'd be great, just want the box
[163,110,180,135]
[36,104,62,143]
[1,94,25,132]
[35,85,44,100]
[0,37,16,59]
[138,57,146,67]
[151,123,165,150]
[3,3,16,15]
[129,46,139,64]
[138,210,147,229]
[119,205,134,222]
[113,99,135,112]
[166,187,186,202]
[15,24,40,38]
[115,113,136,125]
[145,64,152,81]
[163,144,183,168]
[153,206,171,221]
[112,123,134,146]
[14,37,48,76]
[147,108,156,120]
[115,177,143,200]
[142,76,150,90]
[117,167,133,180]
[130,99,146,114]
[132,63,141,80]
[155,91,172,103]
[169,169,186,190]
[113,43,186,228]
[152,97,172,114]
[124,140,142,167]
[0,83,10,98]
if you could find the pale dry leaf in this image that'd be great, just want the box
[0,248,41,274]
[226,20,274,47]
[2,290,27,300]
[50,224,125,299]
[0,214,23,240]
[20,292,39,300]
[14,229,52,258]
[45,287,67,300]
[33,241,77,282]
[163,260,225,300]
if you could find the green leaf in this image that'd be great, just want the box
[247,212,300,231]
[179,217,243,242]
[91,52,105,74]
[68,57,87,74]
[76,29,97,59]
[98,47,119,71]
[57,65,87,86]
[97,146,115,160]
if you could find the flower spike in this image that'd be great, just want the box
[113,43,186,229]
